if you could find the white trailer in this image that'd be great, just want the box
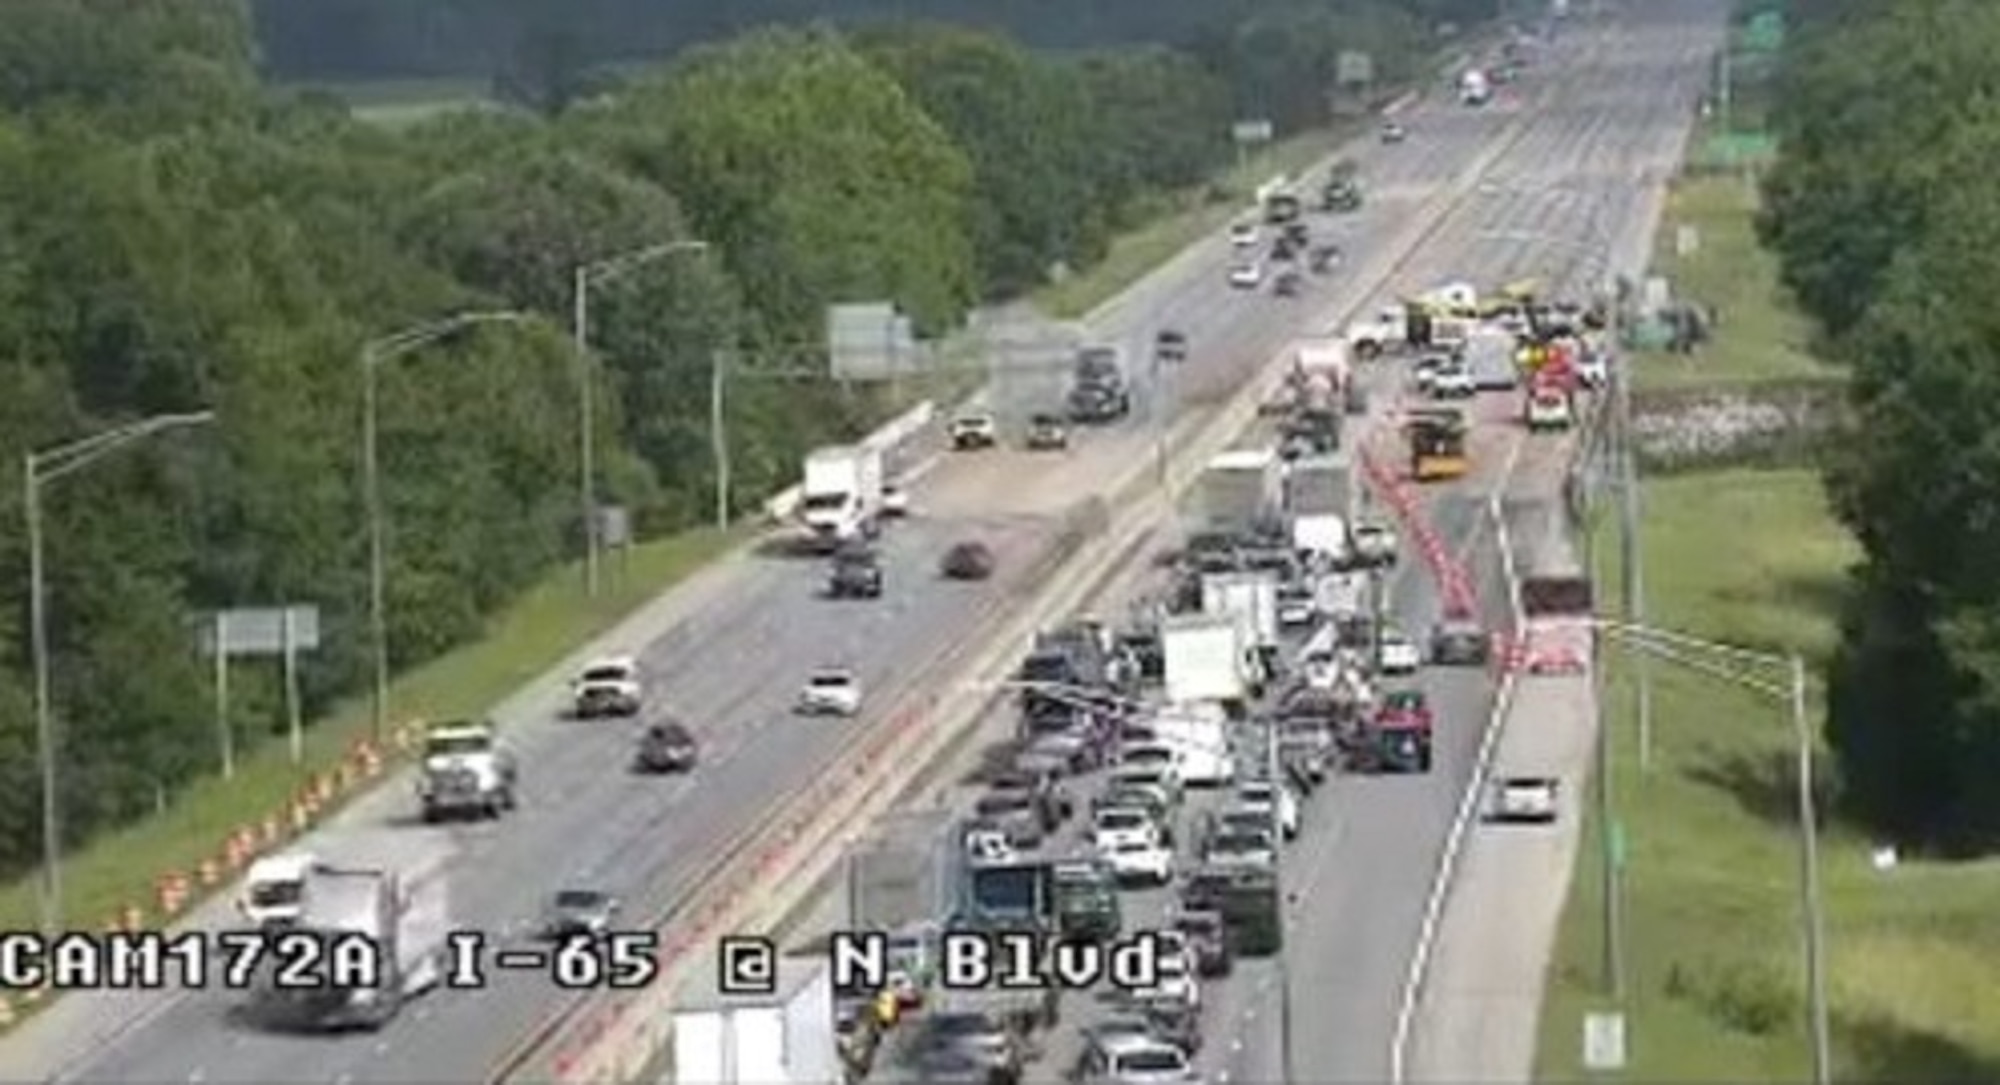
[1149,701,1235,786]
[1162,614,1250,706]
[1198,449,1283,535]
[799,445,885,550]
[247,861,446,1032]
[673,956,840,1084]
[1465,327,1520,391]
[1202,571,1280,649]
[1294,338,1351,386]
[1292,513,1350,562]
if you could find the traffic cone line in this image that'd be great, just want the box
[197,858,221,887]
[121,904,144,932]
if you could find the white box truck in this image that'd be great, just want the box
[1150,700,1235,786]
[1292,513,1350,562]
[1199,449,1283,535]
[799,445,885,551]
[1202,572,1280,650]
[245,862,446,1031]
[1162,614,1250,706]
[1466,328,1520,391]
[673,955,840,1084]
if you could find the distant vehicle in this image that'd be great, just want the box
[1068,381,1131,424]
[1233,778,1300,839]
[1429,618,1490,666]
[1100,837,1174,886]
[1322,177,1363,212]
[1092,807,1160,852]
[1155,329,1188,363]
[826,545,884,599]
[941,540,996,581]
[1131,941,1200,1011]
[1229,263,1264,289]
[1229,221,1260,248]
[1270,236,1299,262]
[1263,191,1302,226]
[571,655,643,719]
[949,412,998,450]
[1576,348,1609,388]
[1526,386,1575,431]
[1430,358,1477,398]
[1079,1034,1198,1084]
[1277,585,1315,628]
[633,721,698,774]
[1351,522,1399,566]
[1378,688,1434,734]
[1274,271,1304,298]
[1491,776,1560,823]
[1381,120,1408,143]
[1026,414,1070,451]
[1309,245,1343,273]
[1175,909,1233,977]
[796,667,863,716]
[1377,627,1423,675]
[541,888,619,940]
[882,483,910,518]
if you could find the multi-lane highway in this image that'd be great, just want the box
[787,5,1726,1085]
[0,5,1722,1083]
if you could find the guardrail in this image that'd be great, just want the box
[515,58,1552,1085]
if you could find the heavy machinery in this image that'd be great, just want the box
[1405,408,1469,482]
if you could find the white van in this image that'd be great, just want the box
[239,851,322,927]
[1148,702,1236,786]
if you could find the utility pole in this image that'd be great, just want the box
[1588,382,1626,1001]
[26,410,218,938]
[1792,654,1832,1085]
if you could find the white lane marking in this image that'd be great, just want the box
[373,1040,391,1056]
[1231,1039,1246,1053]
[1387,404,1534,1084]
[333,1074,354,1085]
[186,1070,206,1083]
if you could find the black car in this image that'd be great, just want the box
[634,721,698,773]
[1154,329,1188,363]
[1274,271,1303,297]
[1309,244,1343,273]
[1067,381,1130,423]
[941,540,996,580]
[827,546,884,599]
[1176,908,1233,977]
[1430,619,1490,665]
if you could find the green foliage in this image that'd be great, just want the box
[0,0,1445,889]
[1761,1,2000,850]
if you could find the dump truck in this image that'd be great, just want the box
[416,720,517,823]
[1406,408,1469,482]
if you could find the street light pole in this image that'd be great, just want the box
[26,409,218,938]
[362,311,529,742]
[571,240,711,593]
[1599,621,1832,1085]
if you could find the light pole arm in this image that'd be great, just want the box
[30,411,218,486]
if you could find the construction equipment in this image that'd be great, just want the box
[1405,408,1469,482]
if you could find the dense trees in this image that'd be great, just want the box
[1760,0,2000,849]
[0,1,1445,874]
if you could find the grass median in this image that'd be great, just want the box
[0,527,743,951]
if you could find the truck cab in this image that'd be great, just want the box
[417,721,517,823]
[239,852,322,927]
[1051,859,1122,941]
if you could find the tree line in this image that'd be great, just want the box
[0,1,1449,876]
[1759,0,2000,851]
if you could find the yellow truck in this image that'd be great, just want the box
[1406,408,1469,482]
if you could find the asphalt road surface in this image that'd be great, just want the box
[10,13,1688,1085]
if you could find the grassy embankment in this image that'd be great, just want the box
[0,69,1376,1018]
[1533,174,2000,1081]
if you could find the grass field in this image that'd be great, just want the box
[1634,174,1837,392]
[0,527,742,946]
[1535,159,2000,1077]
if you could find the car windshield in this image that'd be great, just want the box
[580,666,629,683]
[929,1014,997,1038]
[1386,691,1423,709]
[424,733,488,757]
[1123,747,1172,765]
[1220,811,1266,833]
[1180,913,1221,937]
[1115,768,1165,787]
[554,890,604,910]
[1111,839,1150,855]
[809,672,851,689]
[1118,1049,1187,1072]
[248,881,303,908]
[1212,831,1271,853]
[1097,810,1146,830]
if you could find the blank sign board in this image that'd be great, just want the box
[829,302,919,382]
[196,605,321,657]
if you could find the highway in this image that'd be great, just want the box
[0,8,1715,1083]
[5,28,1525,1085]
[786,5,1726,1085]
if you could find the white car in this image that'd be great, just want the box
[572,655,643,718]
[1093,807,1161,851]
[1100,837,1174,886]
[1089,1036,1200,1084]
[1576,350,1609,389]
[1229,221,1259,248]
[949,412,998,450]
[1133,944,1200,1010]
[796,667,863,716]
[1277,587,1316,627]
[882,484,910,518]
[1378,627,1423,675]
[1116,742,1185,789]
[1526,389,1574,431]
[1234,779,1300,839]
[1431,360,1476,398]
[1352,523,1399,565]
[1228,262,1263,289]
[1492,776,1560,823]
